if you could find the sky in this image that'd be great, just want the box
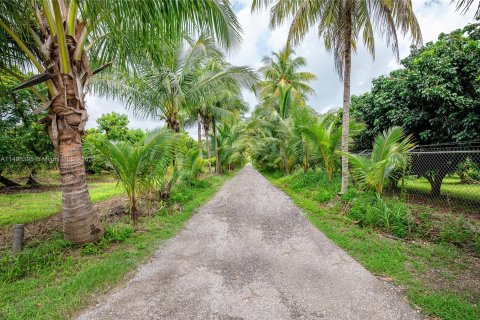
[85,0,475,132]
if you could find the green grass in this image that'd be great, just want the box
[0,172,233,320]
[0,182,125,226]
[266,170,480,320]
[403,176,480,202]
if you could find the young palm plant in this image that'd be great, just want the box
[91,130,175,222]
[347,127,415,195]
[300,113,342,181]
[301,112,363,181]
[0,0,241,243]
[252,0,422,194]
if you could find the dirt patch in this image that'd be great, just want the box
[0,195,129,248]
[408,254,480,304]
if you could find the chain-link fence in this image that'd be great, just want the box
[401,141,480,213]
[354,141,480,213]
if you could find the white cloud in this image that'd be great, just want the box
[85,0,476,130]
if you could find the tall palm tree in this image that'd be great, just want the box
[256,47,316,99]
[96,36,255,133]
[252,0,422,194]
[0,0,241,243]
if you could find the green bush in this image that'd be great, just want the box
[456,157,480,184]
[348,193,411,238]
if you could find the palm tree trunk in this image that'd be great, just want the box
[197,113,203,159]
[213,119,220,174]
[41,14,104,243]
[204,122,211,174]
[303,136,308,173]
[340,2,353,195]
[58,128,103,243]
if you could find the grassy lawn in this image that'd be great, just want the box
[0,173,232,320]
[403,176,480,202]
[0,182,125,226]
[266,170,480,320]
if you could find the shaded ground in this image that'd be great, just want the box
[78,165,421,320]
[0,195,128,248]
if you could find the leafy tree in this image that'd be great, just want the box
[347,127,415,194]
[252,0,422,194]
[95,112,145,144]
[352,23,480,151]
[96,113,129,141]
[0,68,53,187]
[0,0,241,243]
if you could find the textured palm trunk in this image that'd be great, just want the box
[197,113,203,159]
[280,143,288,175]
[340,2,353,194]
[213,119,220,174]
[58,129,102,242]
[204,121,211,174]
[35,8,104,243]
[303,136,308,173]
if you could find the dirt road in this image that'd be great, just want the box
[78,165,420,320]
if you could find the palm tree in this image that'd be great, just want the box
[301,112,363,181]
[256,47,316,99]
[454,0,480,17]
[347,127,415,194]
[96,36,255,134]
[0,0,241,243]
[301,113,342,181]
[91,130,175,222]
[252,0,422,194]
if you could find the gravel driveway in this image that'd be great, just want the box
[78,165,420,320]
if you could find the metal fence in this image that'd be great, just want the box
[401,141,480,213]
[355,141,480,213]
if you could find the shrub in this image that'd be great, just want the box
[348,193,411,238]
[457,157,480,184]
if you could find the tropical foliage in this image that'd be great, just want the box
[0,68,53,187]
[252,0,422,194]
[0,0,242,243]
[347,127,415,194]
[351,22,480,150]
[91,129,175,222]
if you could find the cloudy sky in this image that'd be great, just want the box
[85,0,475,131]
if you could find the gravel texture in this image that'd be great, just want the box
[78,165,420,320]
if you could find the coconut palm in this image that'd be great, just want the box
[252,0,422,194]
[454,0,480,17]
[300,113,342,181]
[301,112,363,181]
[91,130,175,222]
[0,0,241,243]
[256,47,316,99]
[347,127,415,194]
[96,35,255,133]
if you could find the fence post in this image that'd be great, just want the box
[12,224,24,254]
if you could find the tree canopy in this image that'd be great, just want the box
[351,22,480,150]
